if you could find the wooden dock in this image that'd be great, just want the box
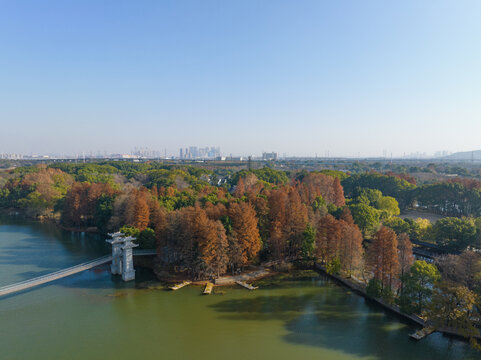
[203,282,214,295]
[235,280,258,290]
[409,327,435,340]
[170,280,192,291]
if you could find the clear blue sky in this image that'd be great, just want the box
[1,1,480,157]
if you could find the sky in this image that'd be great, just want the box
[1,1,481,157]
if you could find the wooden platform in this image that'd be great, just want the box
[203,282,214,295]
[409,327,435,340]
[235,280,258,290]
[170,281,192,291]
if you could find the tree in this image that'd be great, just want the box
[284,188,308,258]
[431,217,477,252]
[95,193,116,233]
[137,228,156,249]
[296,172,345,207]
[339,221,363,276]
[129,190,150,231]
[315,214,341,265]
[234,177,246,198]
[399,260,440,314]
[366,278,383,298]
[62,182,117,228]
[428,282,480,348]
[383,217,410,235]
[397,233,414,279]
[268,220,285,261]
[311,195,327,214]
[339,207,354,224]
[199,220,229,278]
[332,177,346,207]
[375,196,400,217]
[435,251,481,292]
[348,203,381,236]
[268,188,288,256]
[366,226,399,291]
[301,224,316,260]
[228,202,261,266]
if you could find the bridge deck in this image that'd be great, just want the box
[0,255,112,297]
[0,249,157,297]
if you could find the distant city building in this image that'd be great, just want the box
[179,146,220,159]
[132,147,161,158]
[0,153,24,160]
[262,152,278,161]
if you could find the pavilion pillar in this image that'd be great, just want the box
[121,236,139,281]
[106,232,125,275]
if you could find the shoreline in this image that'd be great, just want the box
[3,211,480,344]
[314,263,481,342]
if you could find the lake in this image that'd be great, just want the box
[0,215,478,360]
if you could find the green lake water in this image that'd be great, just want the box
[0,215,479,360]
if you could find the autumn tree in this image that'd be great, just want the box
[315,214,341,265]
[198,219,229,278]
[267,220,285,261]
[366,226,399,291]
[19,167,73,217]
[284,188,308,258]
[397,233,414,279]
[428,282,480,348]
[338,221,363,276]
[228,202,261,267]
[267,188,289,259]
[126,189,150,231]
[296,172,345,207]
[62,182,117,228]
[234,177,246,198]
[339,207,354,224]
[435,251,481,293]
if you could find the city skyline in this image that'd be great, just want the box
[0,146,459,160]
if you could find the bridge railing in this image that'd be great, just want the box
[0,255,112,296]
[0,249,157,297]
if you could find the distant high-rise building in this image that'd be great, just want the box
[262,152,278,161]
[180,145,221,159]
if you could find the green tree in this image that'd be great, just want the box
[398,260,440,314]
[137,228,156,249]
[375,196,400,217]
[95,194,116,233]
[431,217,477,251]
[383,217,410,235]
[301,224,316,260]
[348,203,381,236]
[366,278,383,298]
[326,258,341,275]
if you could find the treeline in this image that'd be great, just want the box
[343,172,481,217]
